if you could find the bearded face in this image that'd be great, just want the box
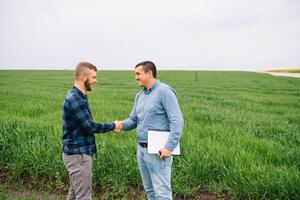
[84,78,92,91]
[79,69,97,92]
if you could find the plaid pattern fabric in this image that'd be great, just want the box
[62,86,115,155]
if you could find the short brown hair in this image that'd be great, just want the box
[74,62,97,80]
[135,61,157,78]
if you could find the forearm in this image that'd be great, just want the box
[81,120,115,135]
[93,122,115,133]
[121,117,137,131]
[164,116,184,151]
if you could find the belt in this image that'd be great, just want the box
[139,143,148,148]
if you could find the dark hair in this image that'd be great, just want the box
[75,61,97,80]
[135,61,157,78]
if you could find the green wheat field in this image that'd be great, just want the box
[0,70,299,199]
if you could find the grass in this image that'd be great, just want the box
[0,184,63,200]
[0,70,299,199]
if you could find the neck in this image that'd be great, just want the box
[74,81,86,95]
[145,79,156,90]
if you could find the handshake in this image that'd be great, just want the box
[113,120,123,134]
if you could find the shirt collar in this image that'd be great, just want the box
[143,80,159,94]
[73,86,87,99]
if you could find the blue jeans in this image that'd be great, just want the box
[137,145,173,200]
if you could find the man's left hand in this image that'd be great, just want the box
[158,148,172,159]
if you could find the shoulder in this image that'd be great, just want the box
[134,90,144,100]
[64,90,82,105]
[157,82,177,96]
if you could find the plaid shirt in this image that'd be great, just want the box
[62,86,115,155]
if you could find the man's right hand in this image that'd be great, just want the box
[113,120,123,134]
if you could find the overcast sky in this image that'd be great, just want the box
[1,0,299,71]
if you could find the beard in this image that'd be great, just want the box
[84,79,92,91]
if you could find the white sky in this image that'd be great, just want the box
[0,0,300,71]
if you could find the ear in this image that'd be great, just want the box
[147,70,153,77]
[79,74,88,81]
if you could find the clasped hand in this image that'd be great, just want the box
[113,120,123,134]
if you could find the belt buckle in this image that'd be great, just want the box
[139,143,147,148]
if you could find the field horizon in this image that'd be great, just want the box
[1,68,298,72]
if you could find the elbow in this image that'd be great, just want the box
[81,122,94,135]
[180,116,184,125]
[176,115,184,128]
[82,126,93,135]
[176,116,184,131]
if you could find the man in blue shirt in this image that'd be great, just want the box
[120,61,184,200]
[62,62,121,200]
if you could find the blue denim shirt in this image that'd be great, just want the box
[122,80,184,151]
[62,86,115,155]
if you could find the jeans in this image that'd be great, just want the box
[137,145,173,200]
[63,154,93,200]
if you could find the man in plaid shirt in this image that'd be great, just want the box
[62,62,122,200]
